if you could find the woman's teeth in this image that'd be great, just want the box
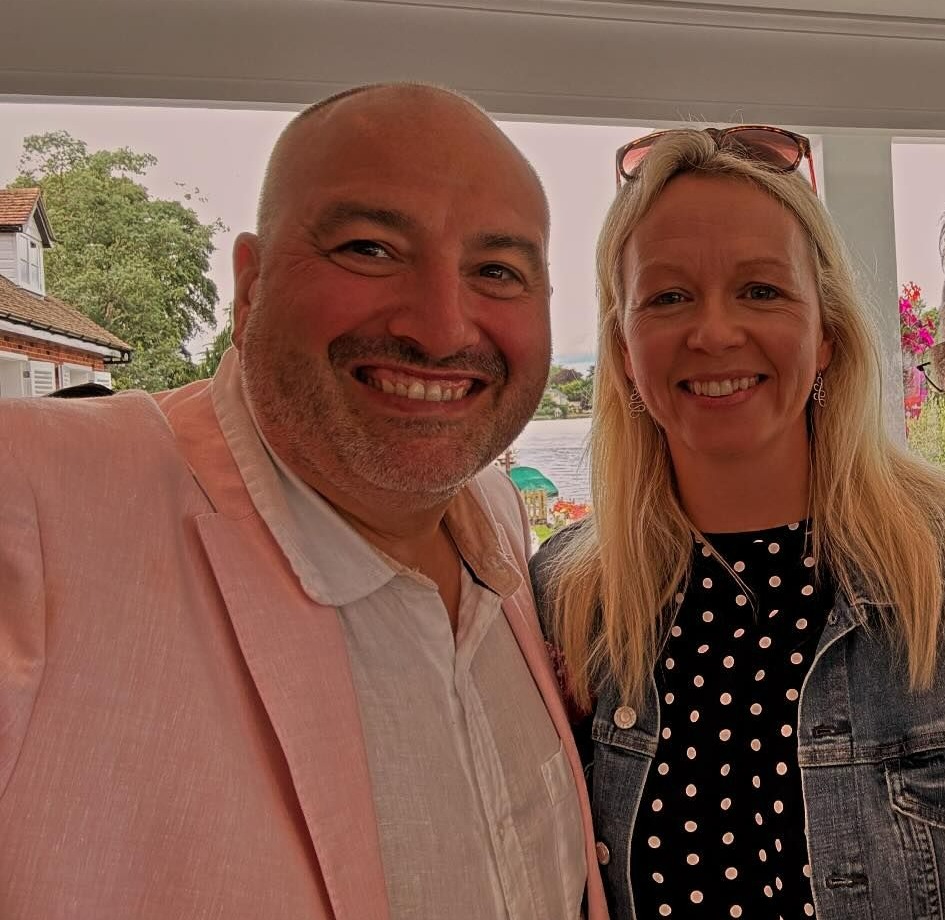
[687,376,760,397]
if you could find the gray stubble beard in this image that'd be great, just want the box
[241,332,542,502]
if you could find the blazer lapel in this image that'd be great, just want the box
[196,514,389,920]
[158,376,390,920]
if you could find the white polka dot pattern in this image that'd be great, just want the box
[631,521,832,918]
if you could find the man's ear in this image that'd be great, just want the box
[232,232,261,351]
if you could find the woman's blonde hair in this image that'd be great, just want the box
[548,130,945,711]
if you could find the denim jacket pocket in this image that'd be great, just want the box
[886,748,945,829]
[542,743,587,918]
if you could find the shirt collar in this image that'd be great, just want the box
[210,347,522,604]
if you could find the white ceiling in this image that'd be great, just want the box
[3,0,945,130]
[628,0,942,15]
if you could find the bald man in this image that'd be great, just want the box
[0,85,607,920]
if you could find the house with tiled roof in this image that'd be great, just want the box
[0,188,131,396]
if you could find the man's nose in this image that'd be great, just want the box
[386,268,481,360]
[685,297,748,354]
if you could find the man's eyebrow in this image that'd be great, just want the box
[315,202,418,235]
[472,233,545,276]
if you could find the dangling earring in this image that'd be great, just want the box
[812,371,826,407]
[628,383,647,418]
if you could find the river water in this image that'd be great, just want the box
[512,416,592,503]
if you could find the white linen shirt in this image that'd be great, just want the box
[212,364,586,920]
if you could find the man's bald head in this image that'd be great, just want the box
[233,79,553,505]
[255,82,549,245]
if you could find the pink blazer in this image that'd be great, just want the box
[0,380,607,920]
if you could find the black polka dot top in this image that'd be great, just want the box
[629,521,834,919]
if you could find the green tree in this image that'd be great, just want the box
[195,308,233,379]
[13,131,224,391]
[558,376,593,410]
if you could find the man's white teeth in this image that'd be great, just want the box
[366,373,471,402]
[689,376,759,397]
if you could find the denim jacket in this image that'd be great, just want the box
[531,541,945,920]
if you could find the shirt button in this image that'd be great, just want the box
[614,706,637,729]
[596,841,611,865]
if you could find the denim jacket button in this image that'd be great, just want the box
[596,841,611,865]
[614,706,637,729]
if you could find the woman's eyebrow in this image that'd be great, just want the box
[732,257,796,274]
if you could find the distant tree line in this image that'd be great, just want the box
[534,364,595,419]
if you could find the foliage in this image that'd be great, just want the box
[13,131,224,391]
[558,376,593,409]
[195,309,233,379]
[549,365,582,385]
[547,363,566,383]
[535,392,569,419]
[907,397,945,466]
[900,282,936,358]
[534,363,595,418]
[532,523,555,544]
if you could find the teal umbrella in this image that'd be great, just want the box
[508,466,559,498]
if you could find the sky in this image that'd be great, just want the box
[0,101,942,362]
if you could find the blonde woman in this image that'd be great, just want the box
[531,127,945,920]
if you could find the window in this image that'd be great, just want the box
[60,364,95,388]
[16,233,28,285]
[0,350,27,397]
[27,360,56,396]
[16,233,44,294]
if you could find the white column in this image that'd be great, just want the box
[819,133,904,440]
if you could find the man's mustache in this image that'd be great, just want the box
[328,335,508,382]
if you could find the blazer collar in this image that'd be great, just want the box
[158,358,391,920]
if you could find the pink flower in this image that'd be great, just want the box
[900,282,936,358]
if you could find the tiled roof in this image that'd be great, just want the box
[0,275,132,355]
[0,188,41,228]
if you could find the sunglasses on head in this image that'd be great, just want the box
[616,125,817,193]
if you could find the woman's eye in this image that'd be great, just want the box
[651,291,685,306]
[339,240,391,259]
[746,284,780,300]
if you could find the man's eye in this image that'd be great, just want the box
[746,284,780,300]
[479,263,521,283]
[339,240,391,259]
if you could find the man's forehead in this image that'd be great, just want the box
[295,112,513,182]
[262,86,549,242]
[300,90,537,180]
[291,135,545,232]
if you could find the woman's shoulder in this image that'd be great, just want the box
[528,519,591,636]
[529,519,589,586]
